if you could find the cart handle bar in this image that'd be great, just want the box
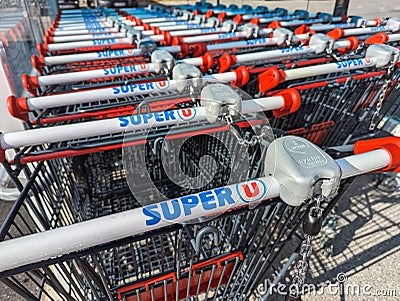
[1,89,300,152]
[0,136,399,274]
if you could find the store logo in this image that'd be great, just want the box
[236,180,267,203]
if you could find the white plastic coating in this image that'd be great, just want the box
[158,45,181,53]
[23,72,236,111]
[55,23,114,31]
[337,149,391,178]
[132,25,145,31]
[142,16,188,23]
[206,38,277,51]
[1,96,283,148]
[205,72,237,82]
[51,32,126,43]
[0,176,281,273]
[24,81,178,111]
[169,28,221,37]
[141,30,155,36]
[149,20,201,27]
[235,46,315,64]
[341,26,391,36]
[52,28,119,36]
[150,34,165,42]
[388,34,400,42]
[37,63,155,86]
[284,57,378,80]
[182,32,246,44]
[158,24,205,31]
[242,96,284,113]
[332,40,351,49]
[310,23,354,31]
[181,57,203,66]
[46,37,133,51]
[43,48,143,65]
[279,17,341,27]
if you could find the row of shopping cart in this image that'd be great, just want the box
[0,3,399,301]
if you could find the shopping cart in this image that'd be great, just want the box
[0,129,398,301]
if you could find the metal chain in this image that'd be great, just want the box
[370,52,399,130]
[225,115,270,146]
[331,42,365,62]
[289,195,323,299]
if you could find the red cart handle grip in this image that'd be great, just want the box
[7,95,29,122]
[192,42,208,57]
[338,36,359,54]
[200,52,214,72]
[258,68,286,93]
[233,15,243,25]
[218,12,227,23]
[31,55,45,74]
[365,33,389,45]
[180,43,190,58]
[36,42,48,57]
[295,24,310,35]
[326,28,344,40]
[272,88,301,118]
[218,53,236,73]
[354,137,400,172]
[22,74,40,96]
[232,66,249,87]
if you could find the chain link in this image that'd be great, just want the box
[331,42,365,62]
[289,195,324,299]
[225,115,270,146]
[370,52,399,130]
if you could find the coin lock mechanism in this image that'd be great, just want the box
[222,20,237,32]
[200,84,242,124]
[243,23,260,38]
[151,50,175,74]
[309,34,335,54]
[172,63,202,94]
[273,28,294,46]
[387,18,400,33]
[365,44,399,68]
[265,136,342,206]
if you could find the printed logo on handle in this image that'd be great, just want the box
[138,63,149,72]
[118,108,196,128]
[335,58,373,69]
[371,25,386,32]
[177,108,196,121]
[236,179,267,203]
[218,32,237,39]
[155,80,170,90]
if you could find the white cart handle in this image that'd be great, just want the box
[37,48,143,68]
[47,32,126,44]
[0,137,398,273]
[218,38,357,73]
[182,28,273,44]
[13,70,247,114]
[44,37,133,52]
[258,47,398,92]
[51,27,119,36]
[3,89,300,149]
